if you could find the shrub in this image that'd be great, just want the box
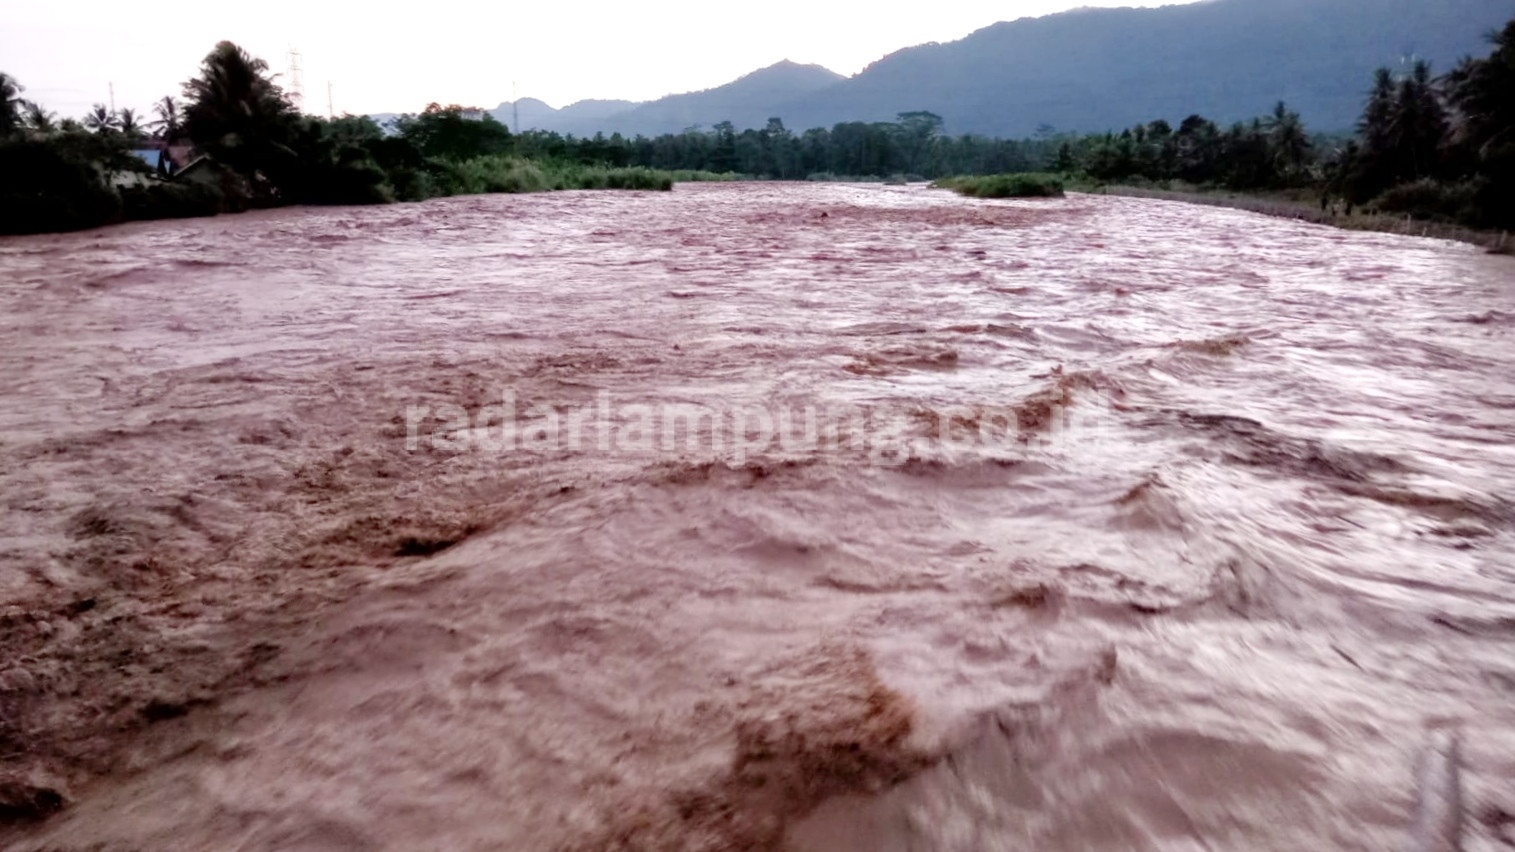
[480,158,549,193]
[600,167,673,191]
[430,156,642,196]
[385,166,434,202]
[664,170,737,183]
[1369,179,1479,224]
[297,161,394,205]
[933,173,1066,198]
[0,139,122,234]
[805,173,884,183]
[540,163,676,191]
[120,181,224,221]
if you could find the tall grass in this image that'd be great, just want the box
[424,157,726,199]
[432,156,550,196]
[664,170,739,183]
[543,163,677,191]
[933,173,1066,198]
[806,173,885,183]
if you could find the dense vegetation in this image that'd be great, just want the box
[3,13,1512,235]
[522,14,1512,230]
[510,112,1065,182]
[0,42,716,234]
[1060,19,1515,231]
[933,174,1065,199]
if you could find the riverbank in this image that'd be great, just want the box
[1084,183,1513,254]
[0,144,736,236]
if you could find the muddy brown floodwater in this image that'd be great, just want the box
[0,183,1513,851]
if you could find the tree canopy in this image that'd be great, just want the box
[2,15,1513,234]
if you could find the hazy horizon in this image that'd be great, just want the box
[3,0,1201,120]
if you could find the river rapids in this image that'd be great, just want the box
[0,183,1512,850]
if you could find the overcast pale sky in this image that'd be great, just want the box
[4,0,1199,119]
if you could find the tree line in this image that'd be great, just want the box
[3,15,1512,234]
[1054,19,1513,231]
[0,42,714,234]
[520,14,1513,229]
[510,111,1061,181]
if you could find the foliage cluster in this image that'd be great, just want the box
[932,173,1066,198]
[521,17,1515,229]
[0,43,702,234]
[3,16,1513,233]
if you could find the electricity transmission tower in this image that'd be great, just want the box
[286,48,305,113]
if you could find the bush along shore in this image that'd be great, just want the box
[932,173,1066,198]
[3,14,1514,236]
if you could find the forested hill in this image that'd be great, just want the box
[782,0,1514,136]
[498,0,1512,138]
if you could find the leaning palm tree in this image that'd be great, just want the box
[0,71,25,137]
[1445,19,1515,157]
[150,95,182,142]
[83,103,119,133]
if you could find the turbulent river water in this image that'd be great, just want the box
[1,183,1513,851]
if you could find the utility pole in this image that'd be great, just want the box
[327,81,334,119]
[108,82,115,113]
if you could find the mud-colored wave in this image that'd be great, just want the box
[1,184,1513,850]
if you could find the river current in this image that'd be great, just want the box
[1,183,1512,850]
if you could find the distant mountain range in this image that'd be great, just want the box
[393,0,1514,138]
[496,97,638,133]
[484,61,844,138]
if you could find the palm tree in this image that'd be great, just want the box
[84,103,119,133]
[1445,16,1515,227]
[1446,19,1515,157]
[1359,68,1397,152]
[181,40,294,172]
[1355,68,1399,197]
[1265,101,1311,182]
[1389,61,1447,181]
[23,101,55,133]
[118,107,145,143]
[1175,114,1222,183]
[0,71,25,137]
[150,96,182,142]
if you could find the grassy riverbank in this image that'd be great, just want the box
[1084,183,1513,254]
